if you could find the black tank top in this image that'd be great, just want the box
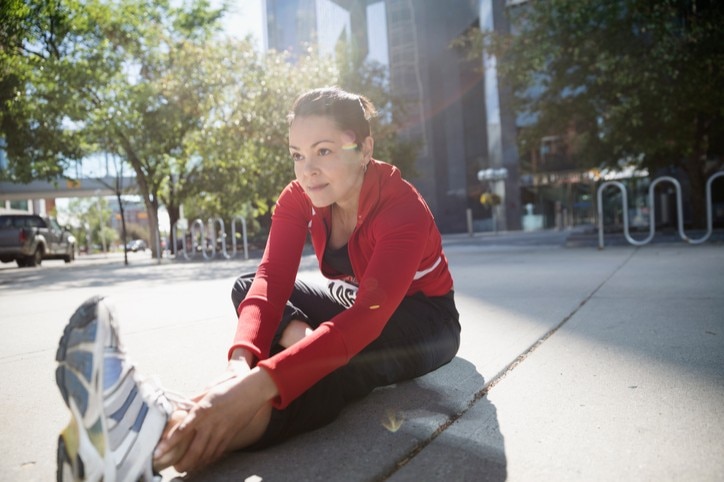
[323,243,354,277]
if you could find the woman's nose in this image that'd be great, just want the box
[301,156,319,174]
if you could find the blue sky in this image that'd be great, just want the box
[218,0,266,50]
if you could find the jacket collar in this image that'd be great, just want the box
[356,159,394,224]
[311,159,395,226]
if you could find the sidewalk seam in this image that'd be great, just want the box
[378,248,639,481]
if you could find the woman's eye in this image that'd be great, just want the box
[291,153,303,162]
[318,148,331,156]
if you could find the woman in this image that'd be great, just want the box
[55,87,460,480]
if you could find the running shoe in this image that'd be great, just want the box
[55,295,172,482]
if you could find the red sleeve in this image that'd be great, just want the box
[229,183,310,361]
[257,198,432,408]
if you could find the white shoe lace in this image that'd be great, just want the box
[139,375,195,414]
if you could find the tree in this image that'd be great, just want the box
[63,197,117,253]
[3,1,354,252]
[94,0,227,258]
[88,151,135,264]
[180,44,338,231]
[1,0,227,257]
[184,41,421,231]
[0,0,86,181]
[454,0,724,227]
[3,0,421,253]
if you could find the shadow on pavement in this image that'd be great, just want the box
[0,258,262,293]
[172,357,505,482]
[0,251,322,294]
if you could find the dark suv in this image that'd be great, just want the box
[0,213,76,267]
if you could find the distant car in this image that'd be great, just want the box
[0,213,76,267]
[125,239,147,252]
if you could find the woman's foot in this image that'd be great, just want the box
[55,296,174,481]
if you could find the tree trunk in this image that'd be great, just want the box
[142,195,160,259]
[119,137,161,259]
[116,191,128,266]
[167,203,180,255]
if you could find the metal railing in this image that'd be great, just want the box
[597,171,724,249]
[172,217,249,260]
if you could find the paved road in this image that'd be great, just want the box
[1,237,722,481]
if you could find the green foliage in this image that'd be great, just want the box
[183,44,338,226]
[0,0,85,181]
[2,0,419,245]
[453,0,724,225]
[186,39,420,226]
[62,196,116,250]
[1,0,228,255]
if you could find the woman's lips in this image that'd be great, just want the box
[307,183,328,192]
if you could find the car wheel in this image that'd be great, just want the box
[27,248,42,267]
[16,258,27,268]
[64,245,75,263]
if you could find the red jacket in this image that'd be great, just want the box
[230,160,453,408]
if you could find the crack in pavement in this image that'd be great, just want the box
[380,248,639,480]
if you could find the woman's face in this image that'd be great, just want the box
[289,115,371,209]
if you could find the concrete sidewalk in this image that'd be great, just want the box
[0,238,722,481]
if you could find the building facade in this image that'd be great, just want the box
[264,0,522,233]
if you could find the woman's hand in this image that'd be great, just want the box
[153,366,278,473]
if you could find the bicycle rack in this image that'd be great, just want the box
[597,171,724,249]
[231,216,249,260]
[207,217,231,259]
[171,216,249,261]
[172,221,190,260]
[190,218,213,260]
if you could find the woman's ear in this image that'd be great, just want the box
[361,136,374,161]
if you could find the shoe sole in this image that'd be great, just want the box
[56,295,106,412]
[56,296,169,482]
[57,431,83,482]
[55,295,112,481]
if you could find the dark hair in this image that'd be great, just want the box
[288,87,377,151]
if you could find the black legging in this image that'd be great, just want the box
[231,273,461,449]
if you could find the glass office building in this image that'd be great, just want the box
[265,0,522,233]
